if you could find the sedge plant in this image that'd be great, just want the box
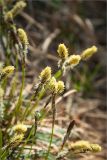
[0,1,101,160]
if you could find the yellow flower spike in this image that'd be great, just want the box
[12,1,26,15]
[69,140,102,154]
[48,77,58,94]
[10,134,24,147]
[57,43,68,60]
[57,81,65,94]
[90,143,102,152]
[2,66,15,77]
[39,66,51,83]
[12,124,27,134]
[5,1,26,21]
[5,11,13,21]
[11,1,26,17]
[66,55,81,68]
[17,28,29,45]
[81,46,98,60]
[70,140,92,153]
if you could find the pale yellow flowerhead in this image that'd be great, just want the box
[39,66,51,83]
[48,77,57,94]
[10,134,24,147]
[70,140,91,152]
[17,28,29,45]
[2,66,15,77]
[48,77,64,95]
[57,81,65,94]
[57,43,68,60]
[5,11,13,21]
[5,1,26,21]
[11,1,26,17]
[69,140,102,154]
[81,46,98,60]
[66,55,81,68]
[90,143,102,152]
[12,124,27,134]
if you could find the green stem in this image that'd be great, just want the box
[22,94,35,121]
[23,81,44,119]
[1,77,7,93]
[26,98,39,117]
[0,0,3,5]
[28,115,38,156]
[9,54,18,99]
[15,63,25,117]
[54,69,62,79]
[45,94,56,160]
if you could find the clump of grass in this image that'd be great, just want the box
[0,1,101,160]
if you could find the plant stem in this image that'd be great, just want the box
[15,63,25,117]
[22,94,35,121]
[45,94,56,160]
[54,69,63,79]
[23,81,45,118]
[9,54,18,99]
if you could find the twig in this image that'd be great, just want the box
[41,29,60,53]
[56,89,77,104]
[20,12,45,31]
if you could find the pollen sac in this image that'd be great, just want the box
[81,46,98,60]
[39,66,51,83]
[57,43,68,60]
